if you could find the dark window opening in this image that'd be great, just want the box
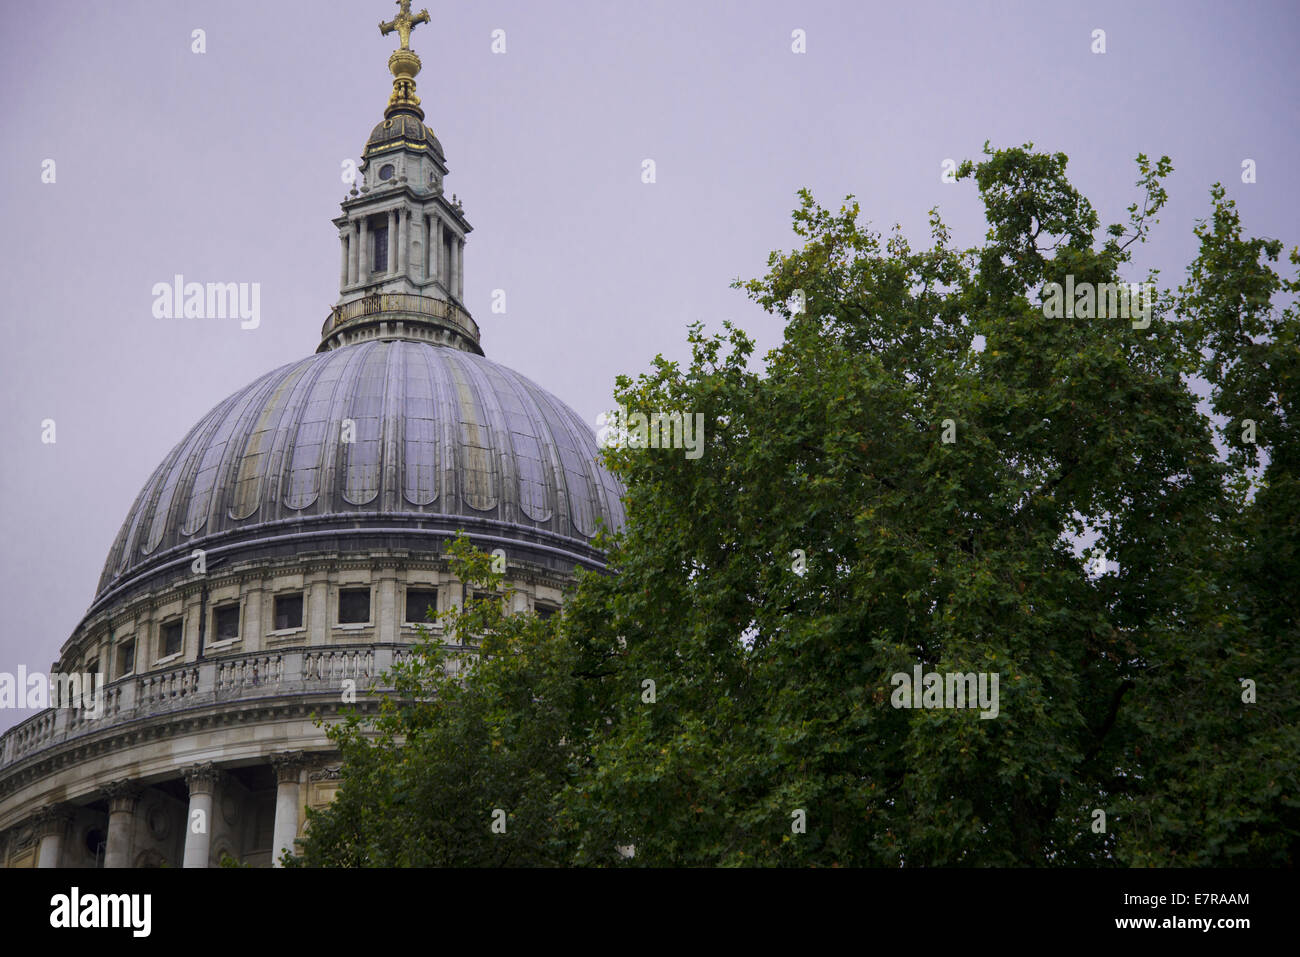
[162,620,183,658]
[274,593,304,630]
[405,588,437,623]
[373,225,389,272]
[535,603,559,621]
[379,163,395,180]
[214,604,240,642]
[117,640,135,676]
[339,588,371,625]
[85,828,106,859]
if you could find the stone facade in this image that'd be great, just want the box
[0,552,575,867]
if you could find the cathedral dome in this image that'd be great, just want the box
[91,339,624,612]
[0,1,624,872]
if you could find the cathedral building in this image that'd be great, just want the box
[0,4,623,868]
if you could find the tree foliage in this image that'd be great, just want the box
[290,144,1299,867]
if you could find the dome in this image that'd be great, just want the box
[365,111,444,160]
[92,339,624,609]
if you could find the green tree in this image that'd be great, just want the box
[294,144,1299,867]
[288,534,596,866]
[563,144,1297,866]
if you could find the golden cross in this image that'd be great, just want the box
[379,0,431,51]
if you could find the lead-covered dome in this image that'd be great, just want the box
[365,111,444,160]
[94,339,624,606]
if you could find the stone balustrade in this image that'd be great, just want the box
[0,644,436,772]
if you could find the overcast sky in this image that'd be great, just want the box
[1,0,1297,732]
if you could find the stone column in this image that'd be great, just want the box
[182,763,220,868]
[397,209,408,274]
[455,239,464,300]
[270,751,307,867]
[358,218,370,284]
[449,236,459,299]
[339,230,350,289]
[243,583,263,649]
[435,218,444,284]
[423,218,434,286]
[377,570,398,644]
[34,805,72,868]
[421,215,429,280]
[306,570,329,643]
[349,220,360,285]
[387,209,397,274]
[103,781,140,868]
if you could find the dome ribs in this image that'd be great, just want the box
[93,342,625,604]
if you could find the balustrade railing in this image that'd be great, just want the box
[320,293,479,341]
[0,644,411,770]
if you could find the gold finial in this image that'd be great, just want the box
[379,1,432,117]
[379,0,430,52]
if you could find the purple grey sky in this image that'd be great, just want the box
[1,0,1297,732]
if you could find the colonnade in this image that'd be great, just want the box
[339,209,463,299]
[21,751,323,869]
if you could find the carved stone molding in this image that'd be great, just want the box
[220,793,240,826]
[103,779,141,814]
[12,823,34,849]
[33,803,75,838]
[182,762,221,796]
[308,765,342,783]
[271,750,308,784]
[134,848,167,868]
[146,803,171,841]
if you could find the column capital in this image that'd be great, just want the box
[182,762,221,796]
[103,780,142,814]
[270,750,309,784]
[33,804,75,838]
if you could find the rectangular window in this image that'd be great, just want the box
[339,588,371,625]
[117,640,135,677]
[535,603,558,621]
[373,225,388,273]
[214,604,240,642]
[274,593,304,630]
[405,588,437,623]
[161,620,183,658]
